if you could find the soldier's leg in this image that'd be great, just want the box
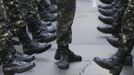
[55,0,82,69]
[0,1,35,75]
[94,0,134,75]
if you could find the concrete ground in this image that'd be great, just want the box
[1,0,134,75]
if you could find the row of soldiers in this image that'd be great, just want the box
[93,0,134,75]
[0,0,82,75]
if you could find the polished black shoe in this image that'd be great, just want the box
[15,52,35,62]
[93,48,132,75]
[23,42,52,55]
[40,12,57,22]
[99,0,114,4]
[98,4,113,9]
[106,37,118,48]
[98,8,116,16]
[55,49,82,62]
[97,26,119,34]
[98,15,114,24]
[56,54,69,69]
[3,58,35,74]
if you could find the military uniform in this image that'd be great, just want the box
[119,0,134,52]
[57,0,76,46]
[94,0,134,75]
[0,0,12,52]
[55,0,82,70]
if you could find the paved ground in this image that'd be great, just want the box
[1,0,134,75]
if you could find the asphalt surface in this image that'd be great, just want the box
[0,0,134,75]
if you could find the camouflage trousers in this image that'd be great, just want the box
[0,0,12,51]
[57,0,76,46]
[119,0,134,53]
[0,0,39,52]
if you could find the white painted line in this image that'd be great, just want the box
[92,0,97,7]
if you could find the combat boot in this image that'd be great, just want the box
[56,53,69,69]
[56,46,69,69]
[55,48,82,62]
[17,27,52,55]
[98,15,114,24]
[107,37,133,66]
[28,20,56,43]
[55,45,82,69]
[94,48,131,75]
[1,48,35,75]
[98,8,116,16]
[98,4,113,9]
[99,0,114,4]
[106,37,118,48]
[97,26,120,34]
[15,52,35,62]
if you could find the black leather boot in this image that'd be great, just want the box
[106,37,119,48]
[1,48,35,74]
[99,0,114,4]
[98,15,114,24]
[55,45,82,61]
[56,52,69,69]
[55,49,82,62]
[98,8,116,16]
[17,27,52,55]
[28,20,56,43]
[98,4,113,9]
[97,26,120,34]
[94,48,131,75]
[56,46,70,69]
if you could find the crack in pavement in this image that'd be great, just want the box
[79,60,92,75]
